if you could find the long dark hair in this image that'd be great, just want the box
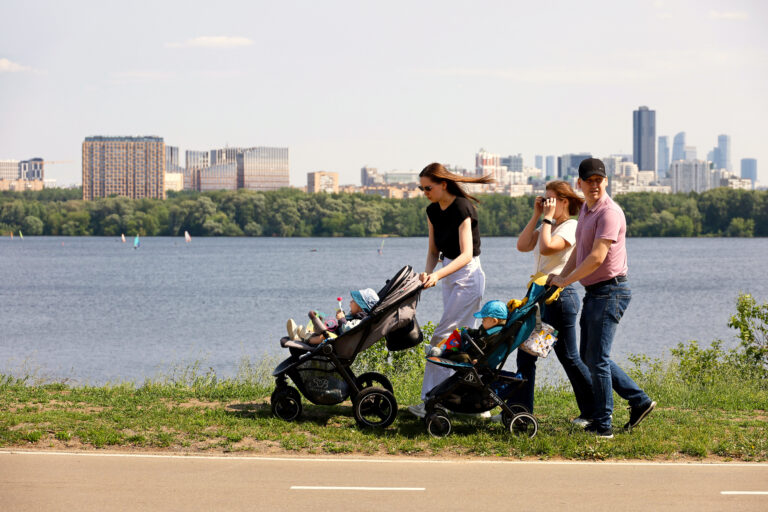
[419,163,494,204]
[546,180,584,216]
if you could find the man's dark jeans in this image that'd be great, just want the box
[512,286,593,417]
[580,280,650,430]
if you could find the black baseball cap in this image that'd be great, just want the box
[578,158,606,180]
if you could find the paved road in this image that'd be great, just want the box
[1,451,767,511]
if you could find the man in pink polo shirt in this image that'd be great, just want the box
[549,158,656,439]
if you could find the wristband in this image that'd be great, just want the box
[542,218,555,226]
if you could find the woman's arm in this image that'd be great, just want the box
[516,196,543,252]
[423,219,439,273]
[538,225,570,256]
[422,217,473,288]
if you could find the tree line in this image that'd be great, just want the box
[1,187,766,237]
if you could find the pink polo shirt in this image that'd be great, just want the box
[574,193,628,286]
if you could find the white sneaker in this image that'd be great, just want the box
[407,403,426,418]
[571,417,591,428]
[297,325,307,339]
[286,319,298,340]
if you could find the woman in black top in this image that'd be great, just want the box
[407,163,494,418]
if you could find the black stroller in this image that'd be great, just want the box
[270,266,423,428]
[421,274,559,438]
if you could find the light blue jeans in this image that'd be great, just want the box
[580,281,650,430]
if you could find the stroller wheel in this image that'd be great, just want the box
[425,412,452,438]
[355,372,394,393]
[508,412,538,438]
[501,404,530,430]
[271,386,302,421]
[353,387,397,428]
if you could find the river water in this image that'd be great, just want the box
[1,236,765,385]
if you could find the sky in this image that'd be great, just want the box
[1,0,767,187]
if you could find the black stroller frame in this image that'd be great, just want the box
[422,281,559,438]
[270,266,423,428]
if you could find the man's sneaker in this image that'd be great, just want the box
[571,416,591,428]
[584,423,614,439]
[407,402,426,418]
[624,400,656,430]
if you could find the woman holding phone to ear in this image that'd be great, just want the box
[407,162,494,419]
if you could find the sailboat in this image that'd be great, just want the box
[10,231,13,240]
[19,231,23,240]
[133,234,140,250]
[121,233,126,243]
[378,238,385,255]
[184,231,191,243]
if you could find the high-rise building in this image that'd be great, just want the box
[741,158,757,187]
[184,150,209,191]
[669,160,710,193]
[716,135,732,171]
[307,171,339,193]
[165,145,181,173]
[657,136,670,177]
[603,156,623,177]
[672,132,686,162]
[82,136,165,200]
[501,154,523,172]
[535,155,543,171]
[199,162,237,191]
[476,149,505,183]
[0,159,20,181]
[361,166,383,186]
[558,153,591,178]
[545,156,555,177]
[633,106,656,171]
[684,146,697,161]
[237,147,289,191]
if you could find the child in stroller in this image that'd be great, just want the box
[420,273,560,438]
[270,266,424,429]
[286,288,379,345]
[428,300,508,364]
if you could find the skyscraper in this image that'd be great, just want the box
[669,160,711,193]
[165,146,181,173]
[717,135,732,171]
[684,146,697,161]
[545,156,555,177]
[657,136,670,177]
[82,136,165,200]
[558,153,591,178]
[633,106,656,171]
[237,147,289,191]
[184,150,209,191]
[672,132,686,162]
[535,155,543,170]
[500,154,523,172]
[741,158,757,188]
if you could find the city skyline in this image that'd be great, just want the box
[1,1,766,186]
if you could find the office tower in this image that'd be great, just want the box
[545,156,555,177]
[633,106,656,171]
[184,150,208,191]
[237,147,289,191]
[307,171,339,193]
[558,153,592,178]
[82,136,165,201]
[603,156,623,176]
[0,159,20,180]
[657,136,670,177]
[535,155,543,170]
[500,154,523,172]
[210,147,241,166]
[741,158,757,188]
[165,145,181,173]
[684,146,697,161]
[669,160,711,193]
[361,166,382,186]
[716,135,732,171]
[199,162,237,191]
[672,132,686,162]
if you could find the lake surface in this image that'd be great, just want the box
[1,236,766,385]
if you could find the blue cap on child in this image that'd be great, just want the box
[350,288,379,313]
[473,300,508,320]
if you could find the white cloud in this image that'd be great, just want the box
[0,57,32,73]
[709,10,748,21]
[165,36,254,49]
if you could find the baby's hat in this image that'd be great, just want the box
[473,300,508,320]
[350,288,379,313]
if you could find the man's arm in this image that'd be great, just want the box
[550,238,612,288]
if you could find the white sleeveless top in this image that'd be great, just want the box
[533,218,577,275]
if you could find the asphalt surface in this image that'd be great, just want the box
[1,451,767,511]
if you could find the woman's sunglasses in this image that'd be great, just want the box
[418,185,433,192]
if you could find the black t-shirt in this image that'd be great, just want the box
[426,196,481,260]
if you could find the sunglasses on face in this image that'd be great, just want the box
[418,185,433,192]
